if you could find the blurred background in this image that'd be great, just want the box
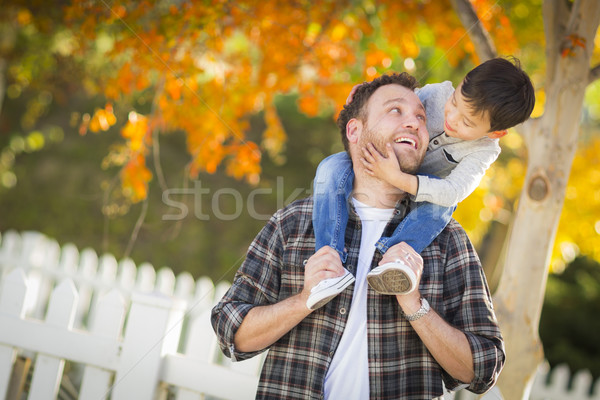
[1,0,599,383]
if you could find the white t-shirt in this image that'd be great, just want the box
[324,198,394,399]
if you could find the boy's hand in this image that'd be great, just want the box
[346,83,363,105]
[361,142,403,185]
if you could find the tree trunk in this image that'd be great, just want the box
[493,1,600,398]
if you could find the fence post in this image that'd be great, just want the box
[0,269,29,399]
[28,279,78,400]
[136,263,156,292]
[29,238,60,321]
[69,248,97,330]
[112,291,186,400]
[79,289,126,399]
[0,230,20,279]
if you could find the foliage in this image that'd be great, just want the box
[0,94,339,280]
[540,256,600,380]
[551,134,600,269]
[58,0,517,206]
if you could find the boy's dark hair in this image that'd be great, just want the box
[461,57,535,131]
[336,72,419,152]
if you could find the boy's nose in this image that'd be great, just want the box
[445,101,455,120]
[446,109,457,126]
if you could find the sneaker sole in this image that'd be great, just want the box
[367,269,415,295]
[306,273,356,310]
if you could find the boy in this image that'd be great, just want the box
[307,57,535,310]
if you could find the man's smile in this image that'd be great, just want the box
[393,135,418,149]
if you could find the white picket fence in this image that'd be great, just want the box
[0,230,599,400]
[0,230,264,399]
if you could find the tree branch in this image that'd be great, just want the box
[449,0,497,61]
[0,58,6,118]
[589,64,600,85]
[542,0,569,84]
[124,198,149,259]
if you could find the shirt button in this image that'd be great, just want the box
[303,259,308,265]
[340,307,347,315]
[433,139,439,145]
[329,351,334,357]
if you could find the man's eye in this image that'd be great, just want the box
[391,107,400,113]
[418,115,426,121]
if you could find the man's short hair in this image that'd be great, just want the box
[461,57,535,132]
[337,72,419,152]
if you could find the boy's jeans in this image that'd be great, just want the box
[312,152,455,262]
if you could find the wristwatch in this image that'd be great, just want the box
[402,297,430,321]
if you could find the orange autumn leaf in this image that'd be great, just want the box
[262,104,286,159]
[87,104,117,133]
[120,153,152,203]
[226,142,261,184]
[365,46,391,68]
[297,95,320,117]
[165,77,183,101]
[121,112,149,152]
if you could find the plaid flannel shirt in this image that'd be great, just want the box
[211,197,504,399]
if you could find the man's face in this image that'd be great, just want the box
[443,81,492,140]
[357,84,429,174]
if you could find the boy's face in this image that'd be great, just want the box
[443,82,493,141]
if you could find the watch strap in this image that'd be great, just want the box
[403,297,430,321]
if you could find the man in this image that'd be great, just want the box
[211,72,504,399]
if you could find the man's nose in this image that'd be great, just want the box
[402,114,420,129]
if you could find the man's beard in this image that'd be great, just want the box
[359,126,421,175]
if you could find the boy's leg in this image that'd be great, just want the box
[312,152,353,262]
[367,202,455,295]
[309,152,355,310]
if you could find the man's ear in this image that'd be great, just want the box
[346,118,362,144]
[488,129,508,139]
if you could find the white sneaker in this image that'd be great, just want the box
[306,269,355,310]
[366,260,417,295]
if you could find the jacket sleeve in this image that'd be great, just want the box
[439,222,506,394]
[210,212,284,362]
[415,143,501,207]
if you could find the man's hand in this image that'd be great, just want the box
[300,246,345,305]
[234,246,344,352]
